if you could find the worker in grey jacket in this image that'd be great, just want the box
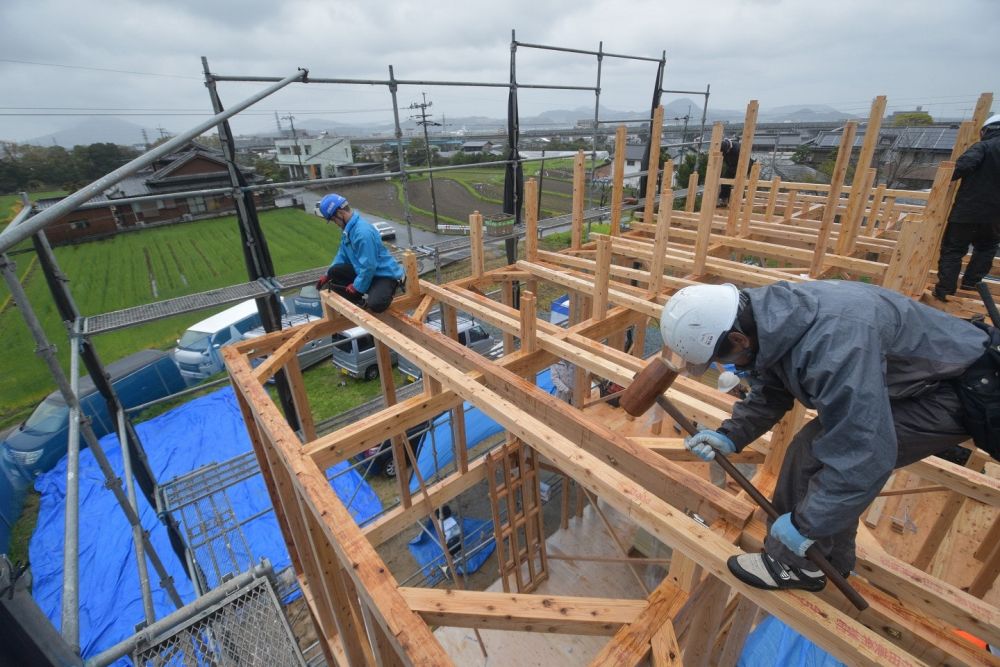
[659,280,992,592]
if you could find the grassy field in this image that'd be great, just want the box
[0,208,342,426]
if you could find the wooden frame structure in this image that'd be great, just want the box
[224,93,1000,666]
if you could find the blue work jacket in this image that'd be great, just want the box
[331,212,404,292]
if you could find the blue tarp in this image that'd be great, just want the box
[409,369,555,493]
[407,516,495,585]
[739,616,844,667]
[29,386,381,662]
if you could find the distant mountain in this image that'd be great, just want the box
[23,117,157,147]
[759,104,857,122]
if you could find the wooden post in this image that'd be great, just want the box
[519,291,537,354]
[840,96,887,249]
[610,125,627,235]
[685,171,699,213]
[501,281,515,354]
[881,161,955,296]
[572,150,586,249]
[725,100,759,235]
[763,176,781,221]
[376,340,411,508]
[682,576,731,667]
[441,303,470,473]
[469,211,484,278]
[738,161,762,237]
[403,250,420,296]
[644,105,665,224]
[863,183,888,237]
[284,356,316,442]
[716,596,760,667]
[808,121,857,277]
[525,178,539,262]
[782,189,798,223]
[692,148,723,277]
[648,165,674,297]
[836,167,877,256]
[651,621,682,666]
[593,235,612,321]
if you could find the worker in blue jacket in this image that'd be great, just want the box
[315,193,404,313]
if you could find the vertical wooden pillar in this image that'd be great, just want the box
[808,121,858,277]
[864,183,888,237]
[725,100,759,235]
[524,178,539,262]
[610,125,627,235]
[841,95,886,246]
[644,105,665,224]
[440,303,470,473]
[519,291,537,354]
[692,147,723,276]
[685,171,699,213]
[592,235,612,321]
[836,167,877,256]
[469,211,484,279]
[648,165,674,297]
[572,150,586,249]
[882,161,955,296]
[782,189,798,223]
[501,281,515,354]
[376,340,411,508]
[284,355,316,442]
[763,176,781,221]
[403,250,420,297]
[682,576,732,667]
[737,161,762,237]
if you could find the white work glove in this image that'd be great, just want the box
[684,429,736,462]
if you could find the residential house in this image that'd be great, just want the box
[275,135,353,179]
[35,142,273,245]
[462,140,493,154]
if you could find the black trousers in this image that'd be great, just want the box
[763,383,968,573]
[936,223,999,294]
[326,264,400,313]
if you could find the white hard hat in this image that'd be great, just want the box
[659,283,740,376]
[984,114,1000,130]
[717,371,741,394]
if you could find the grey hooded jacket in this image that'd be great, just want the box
[717,281,986,538]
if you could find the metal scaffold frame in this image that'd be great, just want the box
[224,91,1000,665]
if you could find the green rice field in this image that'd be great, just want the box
[0,207,342,426]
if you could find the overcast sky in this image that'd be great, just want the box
[1,0,997,142]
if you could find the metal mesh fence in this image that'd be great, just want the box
[132,575,305,667]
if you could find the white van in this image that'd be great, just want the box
[174,300,270,384]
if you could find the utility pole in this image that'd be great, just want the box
[281,114,303,179]
[274,111,283,135]
[141,129,150,150]
[156,126,169,140]
[409,92,441,230]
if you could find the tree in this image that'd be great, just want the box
[892,111,933,127]
[676,152,709,189]
[405,138,429,166]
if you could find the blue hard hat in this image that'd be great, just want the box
[318,193,348,220]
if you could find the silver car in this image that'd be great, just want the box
[398,316,495,381]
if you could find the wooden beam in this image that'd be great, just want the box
[651,621,682,667]
[588,579,689,667]
[401,588,647,635]
[318,293,928,667]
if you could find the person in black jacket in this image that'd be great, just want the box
[934,114,1000,301]
[718,138,754,207]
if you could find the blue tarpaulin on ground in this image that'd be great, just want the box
[29,386,381,662]
[409,369,555,493]
[407,516,495,585]
[738,616,844,666]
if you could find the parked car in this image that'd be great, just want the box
[398,316,495,382]
[173,299,284,385]
[1,349,186,479]
[372,220,396,241]
[330,326,397,380]
[243,313,335,372]
[353,419,433,478]
[291,285,323,318]
[312,201,324,217]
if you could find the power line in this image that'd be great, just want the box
[0,57,200,79]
